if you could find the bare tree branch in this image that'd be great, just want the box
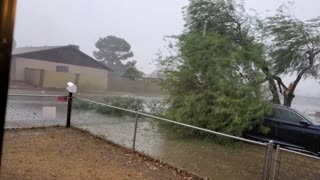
[272,75,288,93]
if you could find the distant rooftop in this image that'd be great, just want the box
[12,46,63,55]
[12,45,112,71]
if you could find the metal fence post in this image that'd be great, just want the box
[271,145,281,180]
[66,92,73,128]
[132,112,139,152]
[262,140,274,180]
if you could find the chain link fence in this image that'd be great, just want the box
[135,117,268,179]
[71,97,272,179]
[3,94,320,179]
[71,110,136,149]
[5,94,68,129]
[271,146,320,180]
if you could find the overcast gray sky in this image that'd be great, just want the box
[14,0,320,96]
[14,0,188,74]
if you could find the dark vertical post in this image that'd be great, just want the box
[66,92,73,128]
[262,140,274,180]
[0,0,17,169]
[132,112,139,152]
[272,145,281,180]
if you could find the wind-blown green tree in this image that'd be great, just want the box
[184,0,281,104]
[159,0,270,136]
[263,5,320,107]
[184,0,320,107]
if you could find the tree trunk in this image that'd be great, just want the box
[262,66,281,104]
[283,93,294,107]
[281,50,317,107]
[268,78,280,104]
[282,54,314,107]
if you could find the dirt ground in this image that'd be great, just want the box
[1,127,199,180]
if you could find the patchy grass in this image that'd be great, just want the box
[2,126,319,180]
[1,127,199,180]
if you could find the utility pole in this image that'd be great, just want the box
[203,20,208,37]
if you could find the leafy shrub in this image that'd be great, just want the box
[144,99,166,115]
[73,96,144,117]
[73,99,95,110]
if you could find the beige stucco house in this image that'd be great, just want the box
[10,45,112,91]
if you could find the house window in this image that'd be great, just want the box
[56,65,69,72]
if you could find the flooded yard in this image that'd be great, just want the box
[72,110,265,179]
[71,109,320,179]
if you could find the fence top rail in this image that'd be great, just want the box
[8,94,66,97]
[74,97,267,146]
[279,147,320,160]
